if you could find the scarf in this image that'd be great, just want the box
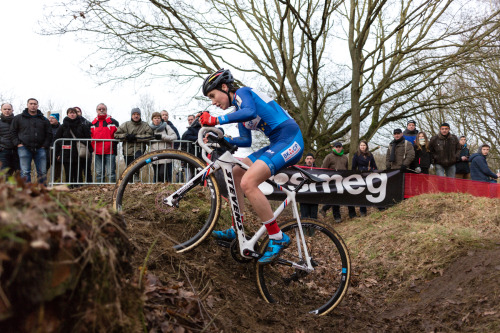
[333,149,344,156]
[150,121,167,132]
[389,137,404,162]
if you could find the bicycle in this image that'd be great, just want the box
[113,127,351,315]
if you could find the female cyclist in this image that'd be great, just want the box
[199,69,304,263]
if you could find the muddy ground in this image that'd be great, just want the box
[71,185,500,332]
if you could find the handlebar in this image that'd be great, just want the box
[197,127,238,162]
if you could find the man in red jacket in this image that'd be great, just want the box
[91,103,119,183]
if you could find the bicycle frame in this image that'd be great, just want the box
[164,127,315,272]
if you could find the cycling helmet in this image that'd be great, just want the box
[202,69,234,96]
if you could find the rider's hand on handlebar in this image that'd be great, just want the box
[200,111,218,127]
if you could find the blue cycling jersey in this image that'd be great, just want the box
[216,86,304,175]
[217,87,293,147]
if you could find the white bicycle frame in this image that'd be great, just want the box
[168,127,315,271]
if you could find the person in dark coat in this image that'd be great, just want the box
[181,112,202,157]
[74,106,92,182]
[54,108,92,185]
[10,98,52,184]
[348,140,378,217]
[0,103,16,174]
[300,153,319,219]
[455,136,470,179]
[429,123,461,177]
[47,113,62,182]
[411,132,432,174]
[470,144,500,183]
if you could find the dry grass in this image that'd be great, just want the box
[337,192,500,301]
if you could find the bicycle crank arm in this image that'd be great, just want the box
[275,258,314,272]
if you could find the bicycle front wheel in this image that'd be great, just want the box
[113,149,222,253]
[255,218,351,315]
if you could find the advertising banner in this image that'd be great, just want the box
[258,168,405,207]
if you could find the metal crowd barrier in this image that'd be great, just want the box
[49,138,201,187]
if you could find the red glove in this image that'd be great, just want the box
[199,111,218,126]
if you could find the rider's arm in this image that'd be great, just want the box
[217,88,257,125]
[225,123,252,147]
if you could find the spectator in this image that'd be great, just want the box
[411,132,432,174]
[429,123,461,177]
[300,153,318,219]
[47,112,62,182]
[470,144,500,183]
[11,98,52,184]
[0,103,15,174]
[348,140,378,217]
[48,113,60,139]
[455,136,470,179]
[320,141,349,223]
[74,106,92,182]
[181,112,202,156]
[54,108,92,186]
[114,108,153,167]
[74,106,92,129]
[91,103,119,183]
[386,128,415,171]
[403,120,419,145]
[161,110,180,149]
[150,112,177,182]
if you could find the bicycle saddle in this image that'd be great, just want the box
[290,165,324,183]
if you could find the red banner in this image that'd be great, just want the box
[404,173,500,199]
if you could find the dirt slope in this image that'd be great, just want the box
[72,186,500,332]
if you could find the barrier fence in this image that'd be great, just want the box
[48,140,500,202]
[49,138,200,186]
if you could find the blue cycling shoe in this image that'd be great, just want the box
[212,228,236,241]
[258,233,290,264]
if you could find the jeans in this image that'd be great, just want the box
[348,206,367,217]
[153,163,173,183]
[0,149,14,174]
[300,203,318,219]
[94,154,116,183]
[18,146,47,184]
[322,204,341,218]
[435,164,456,178]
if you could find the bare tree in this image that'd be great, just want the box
[42,0,500,160]
[137,93,157,123]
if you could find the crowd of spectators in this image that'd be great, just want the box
[301,120,499,223]
[1,101,499,214]
[0,98,205,185]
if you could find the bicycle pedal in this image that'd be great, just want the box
[215,240,231,248]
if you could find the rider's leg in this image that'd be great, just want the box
[232,157,253,214]
[239,160,283,240]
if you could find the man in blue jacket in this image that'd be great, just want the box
[470,144,500,183]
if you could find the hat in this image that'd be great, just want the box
[440,122,450,128]
[407,120,416,125]
[49,113,60,122]
[393,128,402,134]
[305,153,315,158]
[331,141,342,147]
[131,108,141,116]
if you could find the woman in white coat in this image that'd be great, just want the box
[149,112,177,182]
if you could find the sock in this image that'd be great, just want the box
[263,218,282,240]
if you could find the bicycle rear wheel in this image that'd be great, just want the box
[113,149,222,253]
[255,218,350,315]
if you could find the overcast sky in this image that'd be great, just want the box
[0,0,212,132]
